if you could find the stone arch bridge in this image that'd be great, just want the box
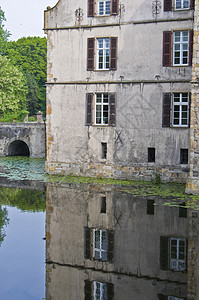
[0,122,46,158]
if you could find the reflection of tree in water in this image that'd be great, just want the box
[0,206,9,247]
[0,187,45,247]
[0,187,46,212]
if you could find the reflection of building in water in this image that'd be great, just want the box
[187,209,199,299]
[46,183,191,299]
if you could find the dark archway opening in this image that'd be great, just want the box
[7,140,30,157]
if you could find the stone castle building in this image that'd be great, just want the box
[44,0,199,193]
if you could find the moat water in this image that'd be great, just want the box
[0,157,198,300]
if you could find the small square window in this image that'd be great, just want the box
[101,197,106,213]
[179,202,187,218]
[148,148,155,163]
[102,142,107,159]
[147,200,155,215]
[180,149,188,164]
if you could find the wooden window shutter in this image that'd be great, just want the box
[84,280,92,300]
[190,0,195,9]
[189,29,193,66]
[188,92,191,128]
[160,236,169,270]
[107,230,114,263]
[107,283,114,300]
[110,37,117,71]
[163,31,172,66]
[162,93,171,127]
[109,93,116,126]
[87,38,95,71]
[158,294,167,300]
[84,227,91,259]
[185,238,188,273]
[86,93,93,126]
[111,0,119,15]
[88,0,95,17]
[164,0,172,11]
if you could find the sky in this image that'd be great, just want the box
[0,0,58,41]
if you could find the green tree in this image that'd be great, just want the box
[0,7,10,54]
[4,37,47,115]
[0,55,27,121]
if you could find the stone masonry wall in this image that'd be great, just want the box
[186,0,199,194]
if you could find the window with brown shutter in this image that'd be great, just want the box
[84,227,91,259]
[107,283,114,300]
[164,0,172,11]
[163,31,172,66]
[190,0,195,9]
[86,94,93,126]
[107,230,114,263]
[87,38,95,71]
[189,29,193,66]
[158,295,167,300]
[189,92,191,127]
[162,93,171,127]
[111,0,119,15]
[88,0,95,17]
[110,37,117,71]
[109,93,116,126]
[86,93,116,127]
[160,236,169,270]
[84,280,92,300]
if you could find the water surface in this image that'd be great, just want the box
[0,157,199,299]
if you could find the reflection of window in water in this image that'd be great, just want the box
[170,238,186,271]
[168,296,184,300]
[94,281,107,300]
[84,280,114,300]
[93,229,107,261]
[101,197,106,214]
[160,236,187,272]
[84,227,114,262]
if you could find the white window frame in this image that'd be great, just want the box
[173,31,189,66]
[94,281,107,300]
[95,93,109,125]
[172,92,189,127]
[168,297,184,300]
[97,38,110,70]
[175,0,190,10]
[98,0,111,15]
[93,229,107,261]
[170,237,186,271]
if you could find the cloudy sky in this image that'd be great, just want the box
[0,0,57,40]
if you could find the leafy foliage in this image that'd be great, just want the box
[0,7,10,54]
[0,55,27,120]
[4,37,47,115]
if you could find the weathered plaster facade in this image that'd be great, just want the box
[186,0,199,194]
[44,0,199,189]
